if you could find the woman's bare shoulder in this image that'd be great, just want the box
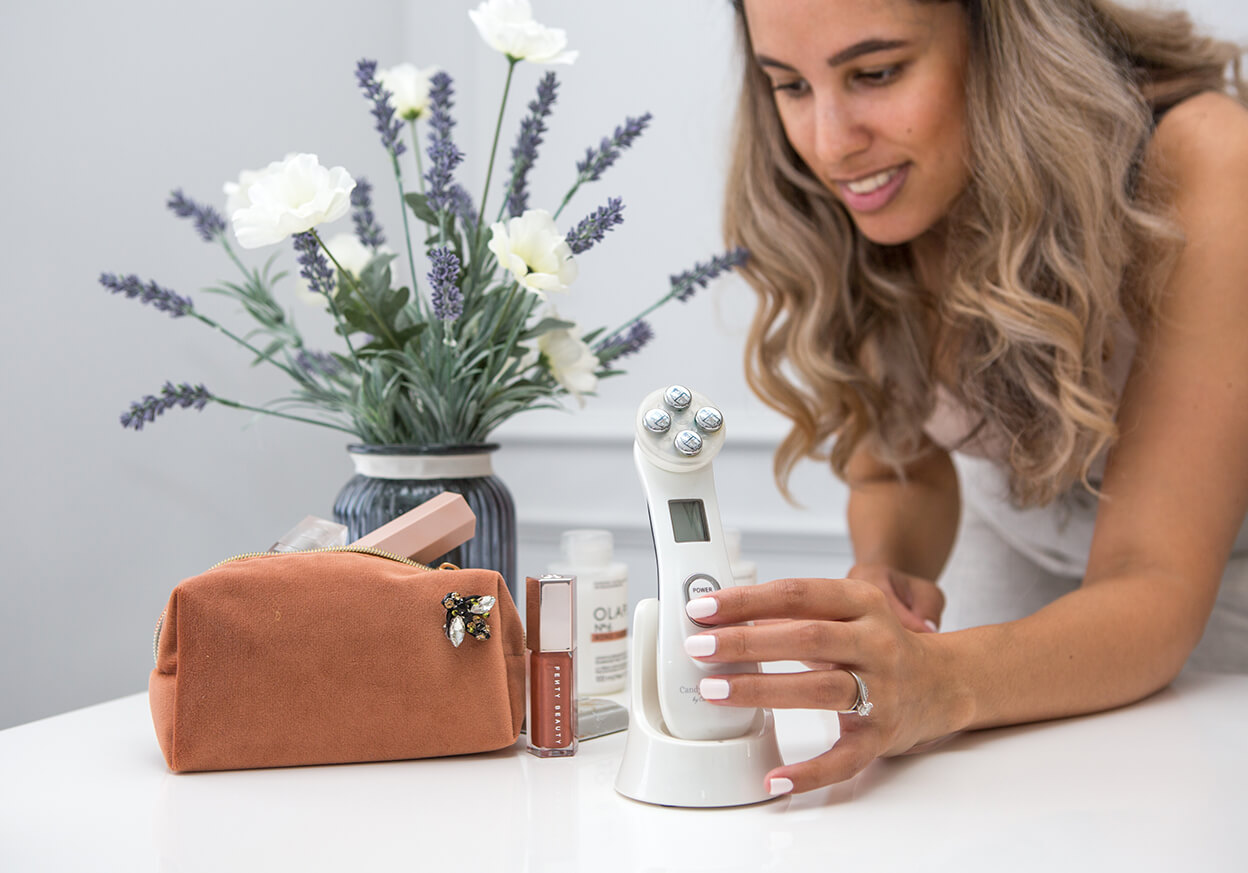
[1144,91,1248,195]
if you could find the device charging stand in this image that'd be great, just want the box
[615,598,785,808]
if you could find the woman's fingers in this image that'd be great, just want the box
[684,618,864,665]
[694,667,865,712]
[686,577,887,625]
[846,564,945,633]
[765,724,880,794]
[895,570,946,631]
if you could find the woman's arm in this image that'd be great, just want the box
[941,91,1248,728]
[685,92,1248,793]
[844,441,958,629]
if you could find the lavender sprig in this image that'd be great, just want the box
[576,113,652,184]
[595,319,653,364]
[99,272,193,317]
[101,270,315,380]
[358,61,421,311]
[120,380,356,435]
[292,232,336,298]
[425,71,464,216]
[166,190,226,242]
[555,112,652,219]
[669,247,750,302]
[448,183,478,230]
[120,381,211,430]
[295,349,343,380]
[565,197,625,255]
[506,72,559,218]
[350,178,386,249]
[594,247,751,354]
[356,59,406,159]
[427,247,463,321]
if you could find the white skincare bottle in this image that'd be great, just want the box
[723,528,758,588]
[549,529,629,696]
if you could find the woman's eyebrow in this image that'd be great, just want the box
[755,38,911,72]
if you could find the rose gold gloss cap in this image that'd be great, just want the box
[526,574,574,653]
[350,492,476,563]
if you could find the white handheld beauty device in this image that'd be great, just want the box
[634,385,760,741]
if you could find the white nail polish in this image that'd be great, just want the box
[685,597,718,619]
[699,678,730,700]
[684,634,717,657]
[768,777,794,796]
[924,619,939,633]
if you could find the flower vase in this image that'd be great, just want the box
[333,444,517,596]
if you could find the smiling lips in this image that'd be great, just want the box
[836,163,909,212]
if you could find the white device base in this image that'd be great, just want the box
[615,598,785,808]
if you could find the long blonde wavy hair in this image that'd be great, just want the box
[725,0,1245,506]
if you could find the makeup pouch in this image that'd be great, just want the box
[148,548,524,773]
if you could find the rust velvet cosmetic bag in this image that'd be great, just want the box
[149,548,524,773]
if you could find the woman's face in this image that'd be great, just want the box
[744,0,971,247]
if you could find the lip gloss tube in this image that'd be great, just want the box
[527,574,577,758]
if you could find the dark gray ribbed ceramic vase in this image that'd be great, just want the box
[333,444,517,597]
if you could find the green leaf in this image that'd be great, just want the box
[251,339,285,367]
[331,256,418,351]
[519,317,577,341]
[404,192,439,225]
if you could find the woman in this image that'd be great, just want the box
[690,0,1248,796]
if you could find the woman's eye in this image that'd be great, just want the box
[854,65,902,86]
[770,80,808,97]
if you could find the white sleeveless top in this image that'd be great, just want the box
[924,321,1248,576]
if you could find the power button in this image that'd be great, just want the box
[684,574,721,626]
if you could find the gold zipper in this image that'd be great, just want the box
[152,546,454,665]
[208,544,442,572]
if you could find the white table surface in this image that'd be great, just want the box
[2,671,1245,873]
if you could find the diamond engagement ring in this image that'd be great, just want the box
[838,670,874,717]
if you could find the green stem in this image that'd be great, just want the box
[553,166,595,222]
[409,119,426,196]
[322,292,366,375]
[598,290,677,348]
[408,119,436,250]
[390,155,426,320]
[553,182,582,221]
[211,397,358,435]
[464,58,519,315]
[312,229,401,353]
[477,58,519,225]
[220,237,250,277]
[189,311,302,380]
[484,283,536,382]
[494,167,515,225]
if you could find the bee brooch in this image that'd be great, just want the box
[442,592,497,647]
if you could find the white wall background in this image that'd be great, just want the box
[2,0,1243,730]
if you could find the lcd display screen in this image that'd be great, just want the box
[668,499,709,543]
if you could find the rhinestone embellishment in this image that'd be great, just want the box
[442,592,496,647]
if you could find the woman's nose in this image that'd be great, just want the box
[814,99,870,169]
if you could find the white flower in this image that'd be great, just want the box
[468,0,578,65]
[487,209,578,298]
[225,153,311,223]
[376,63,439,121]
[293,233,392,306]
[228,153,356,250]
[537,314,598,404]
[223,164,273,219]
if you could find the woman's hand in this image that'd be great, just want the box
[845,563,945,633]
[684,577,963,795]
